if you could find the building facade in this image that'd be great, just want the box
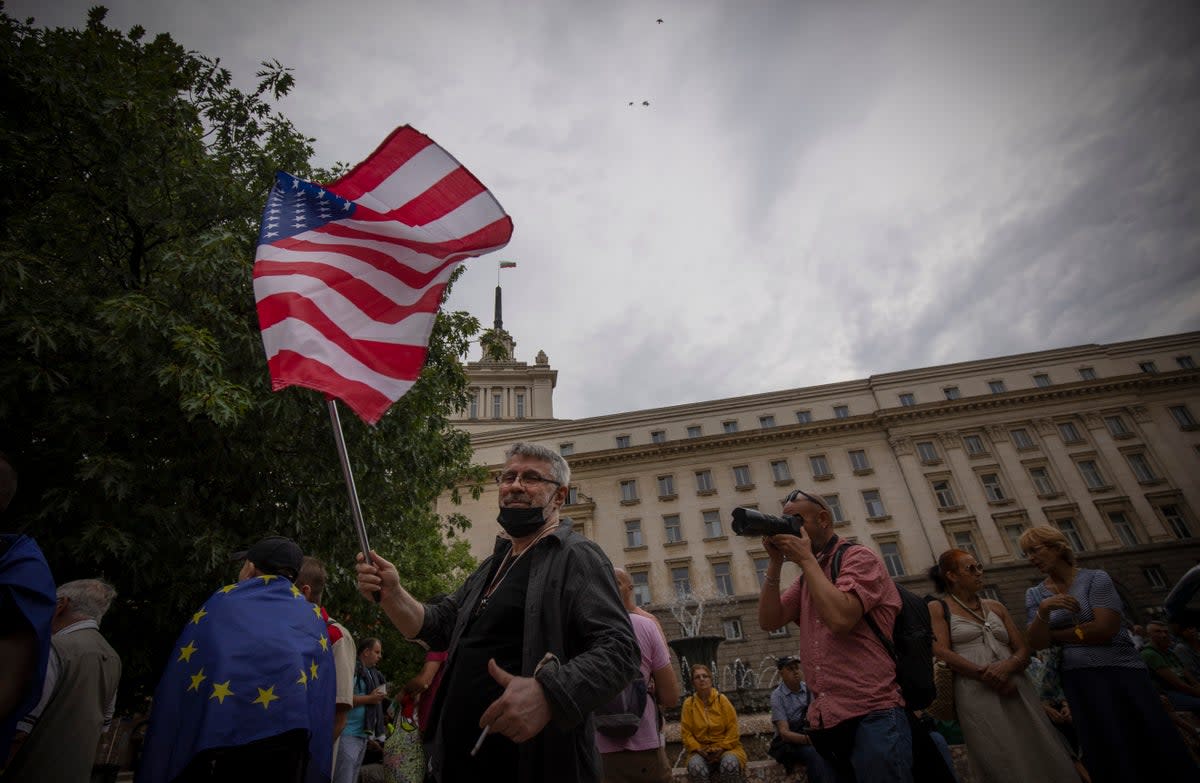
[442,330,1200,683]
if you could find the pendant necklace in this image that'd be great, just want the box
[475,525,554,616]
[951,593,994,632]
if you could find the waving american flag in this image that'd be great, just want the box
[253,126,513,424]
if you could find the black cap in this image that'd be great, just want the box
[231,536,303,581]
[776,655,802,669]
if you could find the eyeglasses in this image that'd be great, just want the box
[962,563,984,574]
[1021,543,1049,557]
[496,471,561,488]
[783,488,829,511]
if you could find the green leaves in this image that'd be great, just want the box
[0,7,484,704]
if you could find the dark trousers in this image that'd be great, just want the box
[170,729,309,783]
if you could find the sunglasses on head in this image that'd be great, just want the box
[783,488,829,511]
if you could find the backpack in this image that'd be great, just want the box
[593,675,649,738]
[831,542,936,711]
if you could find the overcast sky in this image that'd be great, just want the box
[14,0,1200,419]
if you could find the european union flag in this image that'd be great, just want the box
[138,576,336,782]
[0,534,56,754]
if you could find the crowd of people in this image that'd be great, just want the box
[4,443,1200,783]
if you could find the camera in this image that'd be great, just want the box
[731,507,803,537]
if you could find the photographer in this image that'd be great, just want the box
[751,489,912,782]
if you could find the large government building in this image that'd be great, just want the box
[438,306,1200,683]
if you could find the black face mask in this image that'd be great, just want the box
[497,506,547,538]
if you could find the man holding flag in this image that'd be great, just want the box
[356,442,638,783]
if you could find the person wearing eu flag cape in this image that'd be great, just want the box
[138,536,336,783]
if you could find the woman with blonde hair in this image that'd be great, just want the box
[928,548,1077,783]
[1021,526,1198,782]
[679,664,746,782]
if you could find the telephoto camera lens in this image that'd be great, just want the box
[730,507,802,537]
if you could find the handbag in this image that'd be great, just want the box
[927,598,957,722]
[382,696,425,783]
[927,659,956,722]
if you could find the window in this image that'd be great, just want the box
[932,480,957,509]
[953,531,979,560]
[657,475,676,498]
[849,449,871,472]
[1011,428,1034,449]
[1177,355,1196,369]
[880,542,906,577]
[988,380,1007,394]
[631,571,651,606]
[862,490,886,518]
[981,473,1007,502]
[687,425,702,438]
[1033,373,1051,388]
[916,441,939,463]
[712,562,733,596]
[491,392,502,419]
[944,386,961,400]
[615,435,631,449]
[1078,367,1097,380]
[1029,466,1057,496]
[963,434,986,456]
[567,486,579,505]
[796,410,812,424]
[651,430,666,444]
[1077,460,1106,490]
[1104,416,1130,438]
[1004,524,1026,558]
[515,392,525,418]
[703,510,724,539]
[1161,505,1193,539]
[671,565,691,596]
[1139,361,1158,374]
[664,515,683,544]
[754,557,770,587]
[810,455,831,478]
[824,494,845,523]
[732,465,753,488]
[759,414,776,428]
[1058,422,1083,443]
[1144,566,1168,590]
[1108,511,1139,547]
[468,391,478,419]
[834,405,850,419]
[1126,453,1157,483]
[1055,518,1086,551]
[768,626,790,638]
[695,470,715,493]
[770,460,792,483]
[722,618,744,640]
[722,420,739,434]
[559,442,574,456]
[625,520,643,548]
[899,393,916,407]
[1170,405,1197,428]
[620,479,639,503]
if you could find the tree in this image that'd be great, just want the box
[0,7,485,702]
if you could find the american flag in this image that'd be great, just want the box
[253,126,513,424]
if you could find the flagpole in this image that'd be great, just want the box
[326,400,378,589]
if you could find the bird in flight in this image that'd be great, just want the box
[657,18,664,24]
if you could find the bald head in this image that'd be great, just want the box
[613,567,635,611]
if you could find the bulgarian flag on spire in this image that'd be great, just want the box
[499,261,516,269]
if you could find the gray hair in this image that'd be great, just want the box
[58,579,117,625]
[504,442,571,486]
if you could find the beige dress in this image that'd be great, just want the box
[949,608,1077,783]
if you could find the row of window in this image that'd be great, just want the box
[565,400,1196,458]
[925,448,1164,510]
[897,356,1194,407]
[466,388,527,419]
[627,503,1191,612]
